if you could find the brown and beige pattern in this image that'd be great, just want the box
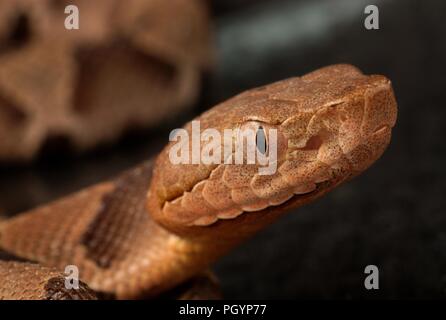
[0,65,398,299]
[0,0,213,161]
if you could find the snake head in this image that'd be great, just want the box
[147,65,397,236]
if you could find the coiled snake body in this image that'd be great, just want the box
[0,65,398,299]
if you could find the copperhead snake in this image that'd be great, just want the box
[0,64,398,299]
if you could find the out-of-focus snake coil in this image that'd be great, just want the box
[0,0,213,161]
[0,65,398,299]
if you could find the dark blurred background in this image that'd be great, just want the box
[1,0,446,298]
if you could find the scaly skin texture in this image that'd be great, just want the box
[0,65,398,299]
[0,261,97,300]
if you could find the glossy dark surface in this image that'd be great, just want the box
[1,0,445,298]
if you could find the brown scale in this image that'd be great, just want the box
[81,164,154,269]
[0,162,220,299]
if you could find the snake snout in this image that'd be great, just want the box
[361,80,397,136]
[343,79,398,173]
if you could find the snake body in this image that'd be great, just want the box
[0,64,398,299]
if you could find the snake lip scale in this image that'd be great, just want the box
[0,64,398,299]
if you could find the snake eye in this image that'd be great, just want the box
[256,125,268,154]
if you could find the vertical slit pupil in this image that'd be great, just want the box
[256,126,267,154]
